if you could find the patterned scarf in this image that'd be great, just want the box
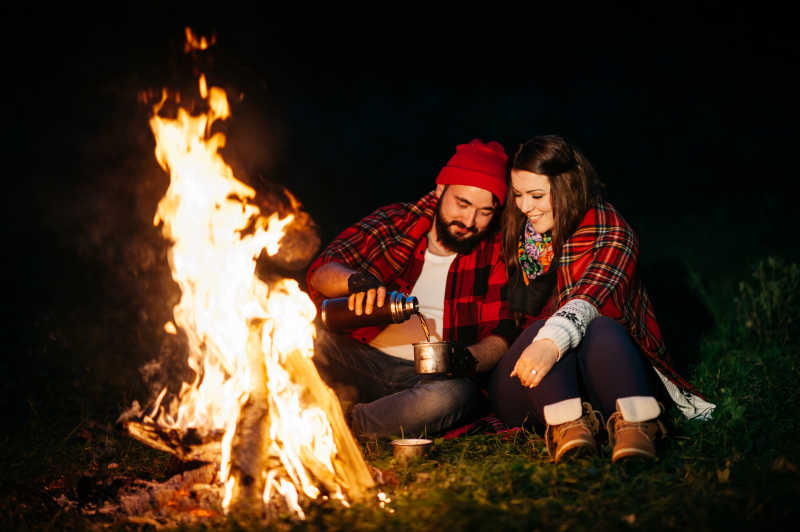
[518,219,554,282]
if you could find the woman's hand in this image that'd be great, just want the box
[510,339,560,388]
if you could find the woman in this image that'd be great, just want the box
[488,135,714,463]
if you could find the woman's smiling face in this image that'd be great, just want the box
[510,169,554,234]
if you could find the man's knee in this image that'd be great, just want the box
[312,328,352,375]
[349,378,479,438]
[411,378,480,418]
[312,332,343,386]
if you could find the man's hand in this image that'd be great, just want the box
[348,286,387,316]
[510,339,560,388]
[449,342,478,378]
[347,271,382,294]
[346,271,386,316]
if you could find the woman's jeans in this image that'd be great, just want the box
[488,317,663,429]
[313,328,483,439]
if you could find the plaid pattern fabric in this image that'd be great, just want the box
[307,190,515,346]
[442,413,510,439]
[556,200,703,398]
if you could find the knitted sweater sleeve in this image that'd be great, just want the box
[533,298,599,358]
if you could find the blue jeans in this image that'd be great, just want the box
[313,328,484,439]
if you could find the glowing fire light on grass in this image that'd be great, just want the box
[133,31,373,520]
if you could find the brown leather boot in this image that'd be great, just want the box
[606,398,667,462]
[545,402,601,463]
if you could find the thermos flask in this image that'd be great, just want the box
[320,291,419,331]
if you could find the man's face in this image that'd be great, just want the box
[434,184,498,254]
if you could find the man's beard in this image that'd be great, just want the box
[434,205,493,255]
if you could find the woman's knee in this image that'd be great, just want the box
[583,316,634,348]
[578,316,640,363]
[586,316,624,335]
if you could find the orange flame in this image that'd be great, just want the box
[184,27,214,53]
[143,35,372,517]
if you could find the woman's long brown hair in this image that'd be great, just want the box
[501,135,605,276]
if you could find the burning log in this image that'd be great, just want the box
[117,463,220,518]
[124,421,221,463]
[282,350,375,495]
[251,185,321,273]
[224,319,270,517]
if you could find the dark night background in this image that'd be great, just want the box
[1,3,798,453]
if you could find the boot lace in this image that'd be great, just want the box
[606,412,667,447]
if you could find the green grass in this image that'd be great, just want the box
[2,257,799,531]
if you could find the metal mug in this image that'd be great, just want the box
[413,341,453,375]
[391,438,433,462]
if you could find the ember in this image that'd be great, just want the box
[120,28,374,522]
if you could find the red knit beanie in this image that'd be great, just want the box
[435,139,508,204]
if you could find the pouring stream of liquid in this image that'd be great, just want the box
[415,313,431,343]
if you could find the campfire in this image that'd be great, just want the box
[118,29,374,523]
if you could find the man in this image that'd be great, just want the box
[306,139,516,438]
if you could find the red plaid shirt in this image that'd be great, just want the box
[555,200,703,397]
[307,191,515,347]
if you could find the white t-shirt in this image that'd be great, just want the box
[368,249,457,360]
